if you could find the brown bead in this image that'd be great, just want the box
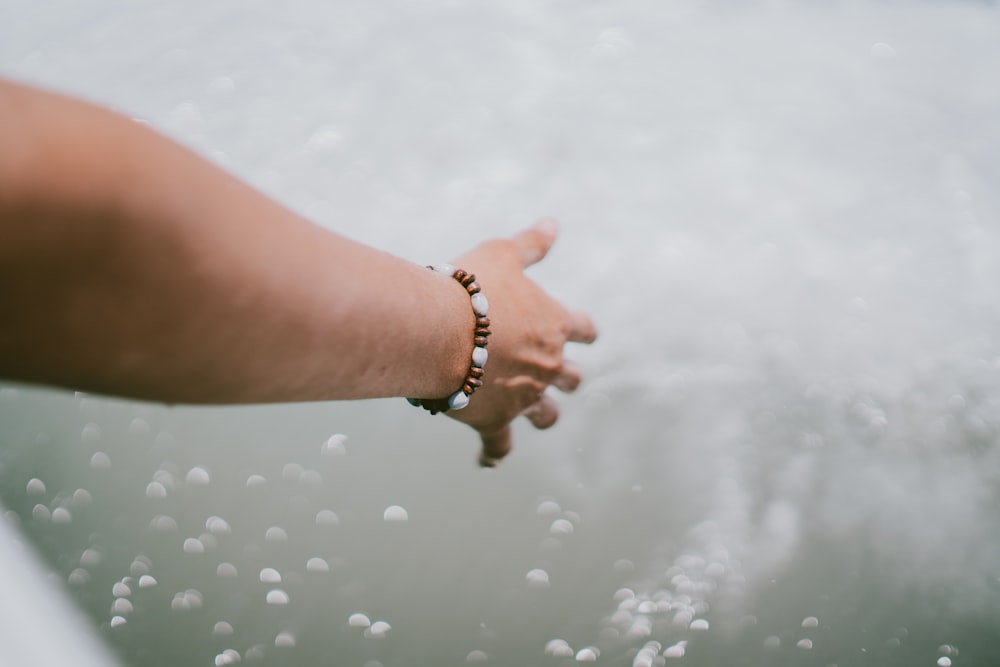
[474,336,489,346]
[474,328,491,337]
[462,383,476,395]
[465,282,481,295]
[476,317,490,328]
[469,367,484,379]
[453,269,468,282]
[465,377,483,388]
[460,273,476,287]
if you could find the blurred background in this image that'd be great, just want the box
[2,0,1000,665]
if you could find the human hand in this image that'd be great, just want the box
[447,219,598,467]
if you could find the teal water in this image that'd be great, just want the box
[3,0,1000,665]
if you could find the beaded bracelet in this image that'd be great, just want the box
[406,264,491,415]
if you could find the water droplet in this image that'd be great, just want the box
[113,582,132,597]
[663,642,686,658]
[206,516,231,534]
[797,639,813,650]
[146,482,167,499]
[526,568,550,588]
[81,423,101,443]
[150,515,178,531]
[275,631,295,648]
[214,649,241,665]
[139,575,157,588]
[128,417,151,437]
[72,489,92,505]
[316,509,339,526]
[68,568,90,586]
[260,568,282,583]
[383,505,409,522]
[51,507,72,523]
[613,588,635,602]
[246,474,267,487]
[110,616,127,628]
[466,650,488,663]
[575,647,599,661]
[217,563,238,578]
[323,434,347,456]
[80,548,102,567]
[265,526,288,542]
[349,613,371,628]
[186,466,211,485]
[112,598,133,614]
[544,640,573,657]
[690,619,710,631]
[26,478,46,495]
[368,621,391,638]
[306,557,329,572]
[213,621,234,636]
[550,519,573,535]
[183,538,205,554]
[536,500,561,515]
[130,555,152,575]
[938,659,952,667]
[802,616,819,628]
[266,589,289,605]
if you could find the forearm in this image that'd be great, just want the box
[0,79,472,403]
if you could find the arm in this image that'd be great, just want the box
[0,78,596,463]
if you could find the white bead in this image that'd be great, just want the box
[448,391,470,410]
[432,263,455,276]
[471,346,488,367]
[471,293,489,317]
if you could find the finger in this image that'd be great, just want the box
[479,425,512,468]
[511,218,559,268]
[552,362,583,393]
[566,308,598,344]
[522,394,560,430]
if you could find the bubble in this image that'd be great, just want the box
[575,647,599,661]
[128,417,151,437]
[690,619,710,631]
[316,509,340,526]
[112,598,133,614]
[172,589,203,610]
[383,505,409,522]
[550,519,574,535]
[26,478,46,495]
[797,639,813,650]
[72,489,92,505]
[246,474,267,487]
[306,557,329,572]
[275,631,295,648]
[213,621,234,636]
[348,613,371,628]
[51,507,72,523]
[110,616,127,628]
[544,640,573,657]
[322,434,347,456]
[217,563,238,578]
[186,467,211,484]
[467,650,488,663]
[526,568,550,588]
[112,582,132,597]
[139,575,157,588]
[938,658,952,667]
[260,568,282,583]
[265,526,288,542]
[368,621,391,638]
[613,559,635,574]
[613,588,635,602]
[266,589,289,605]
[130,555,152,575]
[183,538,206,554]
[146,482,167,499]
[802,616,819,628]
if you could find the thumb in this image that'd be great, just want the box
[478,425,512,468]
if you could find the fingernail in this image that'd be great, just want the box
[535,218,558,236]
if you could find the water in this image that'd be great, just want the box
[3,0,1000,665]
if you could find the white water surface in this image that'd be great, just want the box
[2,0,1000,665]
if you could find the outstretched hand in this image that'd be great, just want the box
[447,219,598,467]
